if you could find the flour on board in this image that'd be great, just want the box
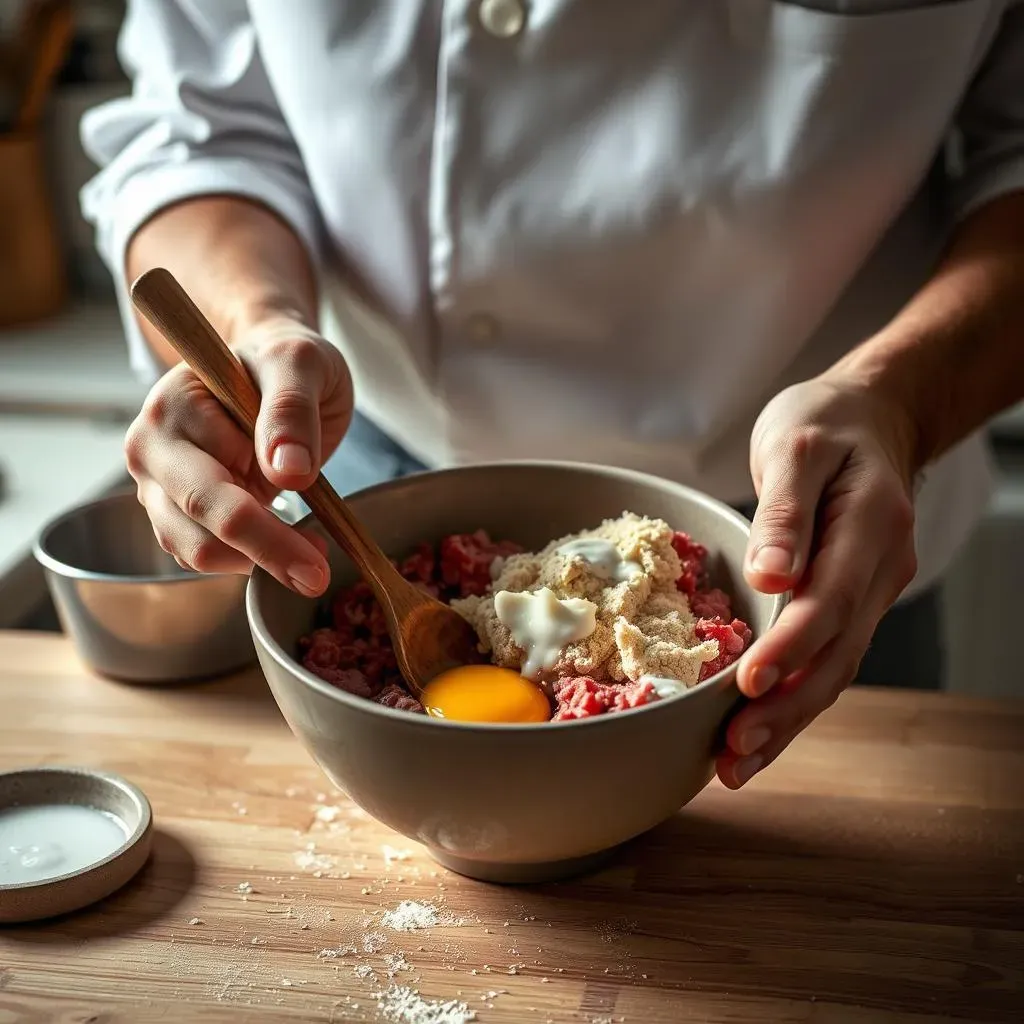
[377,984,476,1024]
[381,900,463,932]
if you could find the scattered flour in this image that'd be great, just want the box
[314,804,343,823]
[294,843,336,873]
[385,952,413,976]
[317,945,357,960]
[377,984,476,1024]
[381,901,462,932]
[383,845,412,867]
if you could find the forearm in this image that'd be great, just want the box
[832,190,1024,471]
[126,196,319,369]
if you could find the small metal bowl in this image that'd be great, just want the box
[33,490,254,683]
[0,766,153,924]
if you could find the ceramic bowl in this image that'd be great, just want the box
[0,766,152,924]
[247,461,785,883]
[34,490,254,683]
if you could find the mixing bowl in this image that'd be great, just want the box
[34,490,254,683]
[248,462,785,883]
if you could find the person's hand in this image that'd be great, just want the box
[717,374,920,789]
[125,318,353,596]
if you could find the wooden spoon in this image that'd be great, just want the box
[130,267,480,699]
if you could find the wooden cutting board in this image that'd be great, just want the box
[0,632,1022,1023]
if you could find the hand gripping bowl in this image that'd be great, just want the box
[247,462,786,883]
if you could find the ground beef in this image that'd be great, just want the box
[298,526,751,720]
[440,530,525,597]
[551,676,658,721]
[671,531,708,596]
[376,684,425,713]
[695,617,753,682]
[690,587,733,620]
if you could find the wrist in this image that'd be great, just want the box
[225,291,319,348]
[822,338,928,484]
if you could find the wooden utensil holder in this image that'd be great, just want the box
[0,128,67,327]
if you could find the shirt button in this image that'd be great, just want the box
[478,0,526,38]
[466,312,501,343]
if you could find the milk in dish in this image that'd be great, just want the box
[0,804,129,884]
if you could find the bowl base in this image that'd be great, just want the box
[430,845,619,884]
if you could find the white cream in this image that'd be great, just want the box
[641,675,689,700]
[0,805,129,884]
[494,587,598,679]
[557,537,642,583]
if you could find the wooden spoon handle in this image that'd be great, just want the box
[131,267,260,431]
[129,267,402,596]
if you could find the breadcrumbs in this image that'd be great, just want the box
[453,513,717,685]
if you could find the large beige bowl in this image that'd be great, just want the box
[248,462,784,883]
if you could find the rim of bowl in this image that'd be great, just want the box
[247,459,789,733]
[0,765,152,892]
[32,490,238,585]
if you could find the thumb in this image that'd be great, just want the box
[250,333,328,491]
[745,447,830,593]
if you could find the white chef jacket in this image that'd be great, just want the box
[80,0,1024,596]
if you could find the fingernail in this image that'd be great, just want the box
[751,545,793,577]
[735,725,771,756]
[733,755,763,787]
[272,442,312,477]
[288,563,325,595]
[749,664,780,697]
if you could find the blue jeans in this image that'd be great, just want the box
[321,411,429,494]
[321,412,942,690]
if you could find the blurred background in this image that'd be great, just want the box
[0,0,1021,695]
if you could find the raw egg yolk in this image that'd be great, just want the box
[421,665,551,724]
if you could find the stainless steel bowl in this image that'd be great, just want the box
[33,490,254,683]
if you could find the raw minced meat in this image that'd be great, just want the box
[298,517,751,722]
[551,676,659,721]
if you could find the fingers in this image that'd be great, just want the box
[745,429,838,593]
[736,531,871,700]
[125,329,347,596]
[737,475,912,700]
[131,428,329,596]
[248,330,339,492]
[139,481,252,576]
[717,626,869,790]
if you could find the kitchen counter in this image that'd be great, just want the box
[0,302,143,626]
[0,301,146,416]
[1,633,1022,1023]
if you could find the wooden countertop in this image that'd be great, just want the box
[1,632,1022,1023]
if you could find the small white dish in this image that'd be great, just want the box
[0,766,153,924]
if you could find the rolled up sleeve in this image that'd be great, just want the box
[948,2,1024,221]
[79,0,321,382]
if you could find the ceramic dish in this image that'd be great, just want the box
[248,461,786,883]
[0,766,153,923]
